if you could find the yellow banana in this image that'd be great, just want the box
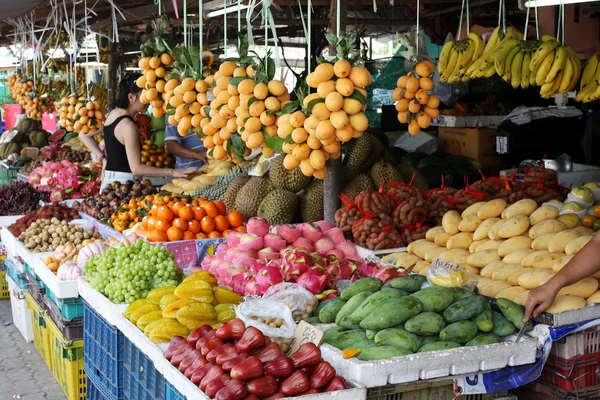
[503,45,522,82]
[530,39,559,72]
[483,63,496,78]
[448,51,463,82]
[530,57,539,87]
[558,57,574,94]
[459,40,476,69]
[581,55,599,89]
[438,41,455,74]
[441,47,459,82]
[483,27,500,55]
[469,32,484,61]
[494,39,519,76]
[510,50,524,89]
[567,53,581,92]
[536,50,556,86]
[545,46,567,84]
[521,52,531,89]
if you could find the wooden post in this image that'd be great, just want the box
[323,0,347,223]
[107,38,117,110]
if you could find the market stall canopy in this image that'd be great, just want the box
[1,0,47,21]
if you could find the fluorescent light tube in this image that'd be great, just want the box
[524,0,599,7]
[207,4,249,18]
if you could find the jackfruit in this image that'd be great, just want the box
[234,176,273,219]
[258,189,299,225]
[269,155,312,192]
[342,174,375,199]
[369,161,403,188]
[224,171,251,212]
[342,133,377,180]
[300,180,324,222]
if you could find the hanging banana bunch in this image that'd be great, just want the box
[466,26,522,80]
[438,32,485,83]
[577,54,600,103]
[529,36,581,98]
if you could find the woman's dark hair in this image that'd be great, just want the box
[115,73,142,109]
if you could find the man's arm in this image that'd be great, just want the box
[166,140,207,162]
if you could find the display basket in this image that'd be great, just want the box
[25,291,53,370]
[0,161,20,185]
[0,270,8,299]
[47,315,86,400]
[123,338,166,400]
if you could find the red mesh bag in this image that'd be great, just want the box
[470,169,505,196]
[388,173,427,204]
[424,175,458,226]
[525,180,565,205]
[355,187,395,216]
[334,194,363,234]
[493,175,528,203]
[393,196,429,228]
[352,213,405,250]
[524,165,558,187]
[452,177,490,213]
[401,224,431,245]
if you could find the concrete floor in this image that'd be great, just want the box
[0,299,66,400]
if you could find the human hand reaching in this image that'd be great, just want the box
[171,167,197,178]
[524,282,561,323]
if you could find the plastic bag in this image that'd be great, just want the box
[262,282,318,322]
[236,298,296,353]
[68,219,94,232]
[427,260,478,289]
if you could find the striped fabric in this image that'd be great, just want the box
[164,121,206,169]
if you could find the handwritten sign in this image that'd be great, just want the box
[287,320,324,356]
[431,257,458,270]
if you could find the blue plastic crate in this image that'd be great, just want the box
[83,302,124,399]
[85,367,117,400]
[46,292,84,321]
[123,338,165,400]
[6,259,27,290]
[165,382,186,400]
[23,262,35,277]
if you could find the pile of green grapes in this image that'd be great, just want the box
[85,239,183,303]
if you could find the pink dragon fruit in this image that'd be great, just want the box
[279,246,293,258]
[356,262,378,279]
[244,272,258,295]
[216,261,232,279]
[238,234,264,251]
[201,255,215,270]
[315,238,335,254]
[325,228,346,245]
[281,249,313,281]
[50,189,67,203]
[300,223,323,242]
[227,231,243,247]
[255,265,284,294]
[314,220,334,232]
[296,271,328,295]
[246,217,270,237]
[263,234,286,251]
[371,266,404,284]
[277,224,301,243]
[326,248,345,259]
[325,257,357,283]
[292,237,315,252]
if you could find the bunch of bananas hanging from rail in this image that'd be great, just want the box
[438,32,485,83]
[576,54,600,103]
[466,26,522,80]
[528,37,581,98]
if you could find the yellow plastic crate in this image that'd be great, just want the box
[47,316,86,400]
[0,270,9,299]
[25,292,53,370]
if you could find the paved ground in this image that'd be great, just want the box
[0,300,66,400]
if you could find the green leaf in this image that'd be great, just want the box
[229,77,249,86]
[247,96,258,107]
[183,103,191,110]
[266,57,276,81]
[90,117,97,127]
[276,100,300,116]
[189,46,201,71]
[239,56,254,66]
[196,130,206,139]
[166,103,175,111]
[208,148,214,158]
[264,136,285,153]
[307,98,325,115]
[216,104,224,110]
[230,133,246,163]
[203,107,211,117]
[348,89,367,105]
[225,138,233,158]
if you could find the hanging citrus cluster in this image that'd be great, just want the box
[57,96,104,134]
[137,52,175,119]
[8,75,56,120]
[277,34,372,179]
[393,60,439,136]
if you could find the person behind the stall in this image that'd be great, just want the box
[524,231,600,322]
[79,73,196,190]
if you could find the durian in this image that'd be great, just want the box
[258,189,298,225]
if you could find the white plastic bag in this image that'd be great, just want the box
[68,219,94,232]
[236,298,296,352]
[262,282,318,322]
[426,259,477,289]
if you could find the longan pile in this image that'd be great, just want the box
[137,53,177,119]
[57,96,105,133]
[278,59,372,179]
[393,60,440,136]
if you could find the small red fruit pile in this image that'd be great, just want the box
[166,318,348,399]
[8,204,80,237]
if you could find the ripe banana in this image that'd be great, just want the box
[536,50,556,87]
[545,46,567,84]
[580,54,599,89]
[441,47,459,82]
[558,57,574,94]
[494,39,519,76]
[438,41,454,74]
[530,39,559,72]
[521,52,531,90]
[510,50,524,89]
[503,45,521,81]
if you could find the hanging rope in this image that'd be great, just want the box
[184,0,187,46]
[466,0,470,35]
[238,0,241,50]
[523,0,531,40]
[199,0,203,73]
[155,0,161,15]
[224,0,228,58]
[336,0,340,36]
[535,4,539,39]
[308,0,312,72]
[264,5,268,70]
[298,1,309,72]
[456,0,466,40]
[415,0,419,58]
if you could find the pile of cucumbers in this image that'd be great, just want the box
[317,275,530,361]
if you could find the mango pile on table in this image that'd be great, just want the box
[319,276,528,360]
[124,271,243,343]
[383,199,600,314]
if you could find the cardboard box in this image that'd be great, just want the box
[438,127,501,167]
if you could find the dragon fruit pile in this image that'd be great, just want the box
[201,218,405,297]
[27,160,101,201]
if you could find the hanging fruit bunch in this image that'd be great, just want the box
[136,16,178,119]
[57,96,104,134]
[438,32,485,83]
[275,33,371,180]
[21,93,56,120]
[577,54,600,103]
[466,26,522,80]
[166,45,214,138]
[526,37,580,98]
[393,59,439,136]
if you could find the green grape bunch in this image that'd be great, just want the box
[84,239,183,304]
